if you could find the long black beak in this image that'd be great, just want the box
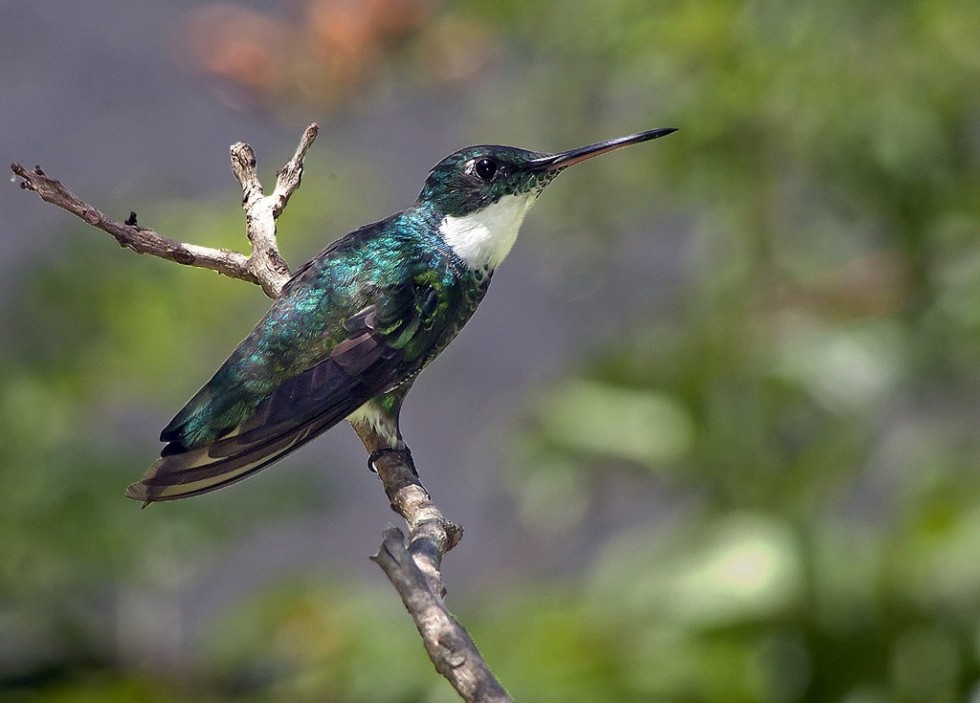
[529,127,677,172]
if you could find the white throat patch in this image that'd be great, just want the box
[439,193,537,269]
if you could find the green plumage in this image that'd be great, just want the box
[171,211,483,448]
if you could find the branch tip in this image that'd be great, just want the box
[296,122,319,159]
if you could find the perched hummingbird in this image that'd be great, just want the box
[126,127,677,504]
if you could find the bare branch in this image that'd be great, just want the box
[10,162,259,285]
[373,529,512,703]
[10,122,320,299]
[368,450,511,702]
[272,122,319,217]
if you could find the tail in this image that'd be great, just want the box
[128,301,410,505]
[126,352,389,505]
[125,410,342,506]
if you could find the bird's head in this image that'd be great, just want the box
[417,127,677,268]
[418,127,677,217]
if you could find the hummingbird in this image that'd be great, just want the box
[126,127,677,504]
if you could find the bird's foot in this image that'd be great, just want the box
[368,447,417,476]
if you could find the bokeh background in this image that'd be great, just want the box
[3,1,980,701]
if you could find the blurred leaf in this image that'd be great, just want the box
[536,380,694,468]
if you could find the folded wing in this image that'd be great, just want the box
[127,269,450,504]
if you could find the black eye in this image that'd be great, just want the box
[474,157,497,181]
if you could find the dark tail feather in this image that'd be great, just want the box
[125,413,337,506]
[128,337,402,505]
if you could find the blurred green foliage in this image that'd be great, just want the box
[5,0,980,701]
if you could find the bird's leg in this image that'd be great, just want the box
[348,389,460,551]
[352,409,418,490]
[349,386,413,465]
[349,385,423,486]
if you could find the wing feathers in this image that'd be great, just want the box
[128,328,404,504]
[130,266,462,504]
